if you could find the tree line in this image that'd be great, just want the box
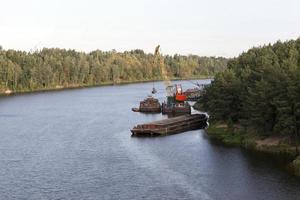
[0,47,227,92]
[200,38,300,138]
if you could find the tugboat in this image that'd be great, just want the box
[139,96,161,113]
[162,84,191,115]
[132,95,161,113]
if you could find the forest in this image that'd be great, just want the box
[0,47,227,93]
[200,38,300,138]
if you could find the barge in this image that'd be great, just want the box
[184,88,201,101]
[131,114,208,136]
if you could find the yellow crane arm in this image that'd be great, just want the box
[154,45,172,91]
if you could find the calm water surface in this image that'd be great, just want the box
[1,80,300,200]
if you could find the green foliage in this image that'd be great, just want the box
[200,69,242,122]
[206,124,252,146]
[206,124,296,160]
[200,38,300,138]
[0,48,228,92]
[291,156,300,176]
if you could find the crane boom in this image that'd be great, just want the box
[154,45,172,95]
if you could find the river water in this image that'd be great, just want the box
[0,79,300,200]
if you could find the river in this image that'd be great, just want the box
[0,79,300,200]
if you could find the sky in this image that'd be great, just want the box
[0,0,299,57]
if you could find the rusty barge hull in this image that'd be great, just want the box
[133,96,162,113]
[162,102,191,115]
[139,106,161,113]
[131,114,207,137]
[184,88,201,101]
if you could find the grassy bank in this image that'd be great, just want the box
[0,75,212,96]
[205,122,300,176]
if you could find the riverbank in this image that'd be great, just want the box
[0,75,212,96]
[205,122,300,176]
[193,100,300,175]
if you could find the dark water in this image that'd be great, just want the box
[1,80,300,200]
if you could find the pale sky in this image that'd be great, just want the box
[0,0,299,57]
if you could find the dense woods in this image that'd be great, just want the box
[200,38,300,138]
[0,47,227,93]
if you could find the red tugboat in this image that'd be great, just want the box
[162,84,191,115]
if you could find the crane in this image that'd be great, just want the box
[154,45,191,114]
[153,45,173,96]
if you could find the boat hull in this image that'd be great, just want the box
[135,97,162,113]
[161,102,191,115]
[131,114,207,137]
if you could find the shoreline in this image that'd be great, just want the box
[0,76,212,96]
[204,121,300,177]
[193,102,300,177]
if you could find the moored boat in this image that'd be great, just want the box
[184,88,201,101]
[131,114,208,136]
[162,84,191,115]
[132,108,140,112]
[135,96,161,113]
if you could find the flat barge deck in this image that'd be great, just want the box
[131,114,208,136]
